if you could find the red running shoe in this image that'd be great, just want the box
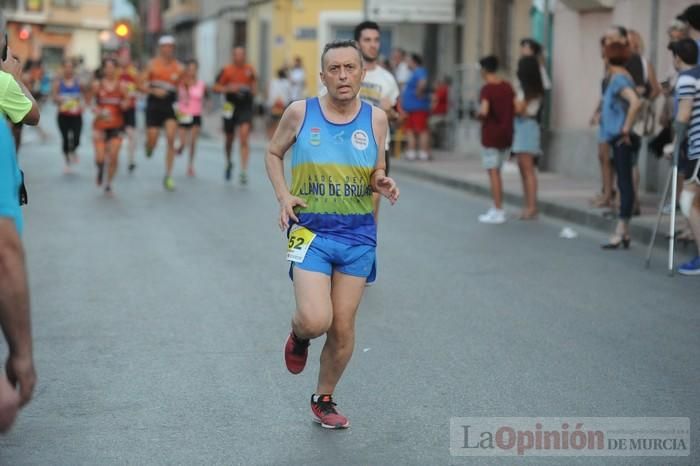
[310,394,350,429]
[284,332,309,374]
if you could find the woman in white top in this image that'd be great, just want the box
[512,55,545,220]
[267,68,292,139]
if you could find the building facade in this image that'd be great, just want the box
[2,0,112,70]
[548,0,695,191]
[246,0,461,100]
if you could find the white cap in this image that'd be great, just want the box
[158,35,175,46]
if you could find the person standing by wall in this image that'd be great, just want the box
[474,55,514,225]
[599,42,642,249]
[354,20,401,226]
[512,56,545,220]
[402,53,431,161]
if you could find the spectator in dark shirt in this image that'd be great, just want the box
[475,55,514,224]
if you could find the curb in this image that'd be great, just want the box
[391,161,672,247]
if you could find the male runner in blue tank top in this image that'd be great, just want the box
[266,40,399,429]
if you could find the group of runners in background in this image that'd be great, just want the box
[21,35,257,195]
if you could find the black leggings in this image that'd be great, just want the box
[612,138,636,220]
[57,114,82,159]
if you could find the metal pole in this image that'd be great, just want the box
[646,0,661,192]
[668,138,681,276]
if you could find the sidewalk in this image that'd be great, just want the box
[391,150,693,247]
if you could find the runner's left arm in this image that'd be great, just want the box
[370,107,399,204]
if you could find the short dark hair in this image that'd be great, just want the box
[410,53,423,66]
[668,38,699,66]
[678,4,700,31]
[186,58,198,67]
[354,21,380,41]
[277,68,287,79]
[520,38,542,56]
[479,55,499,73]
[321,40,363,68]
[604,42,631,66]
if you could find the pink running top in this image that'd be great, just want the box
[177,80,206,116]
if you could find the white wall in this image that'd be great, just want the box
[195,18,218,85]
[393,24,424,56]
[550,5,610,131]
[69,29,101,70]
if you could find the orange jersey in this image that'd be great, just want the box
[216,64,256,88]
[94,80,125,130]
[147,58,183,94]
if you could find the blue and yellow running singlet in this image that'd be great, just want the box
[291,97,378,246]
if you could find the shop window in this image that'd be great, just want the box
[233,20,246,47]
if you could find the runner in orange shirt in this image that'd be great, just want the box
[141,35,183,191]
[213,46,257,184]
[89,58,129,195]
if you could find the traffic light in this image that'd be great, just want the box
[114,22,130,39]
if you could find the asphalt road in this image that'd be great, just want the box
[0,118,697,465]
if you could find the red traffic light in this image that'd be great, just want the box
[18,26,31,41]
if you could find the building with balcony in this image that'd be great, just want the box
[2,0,112,70]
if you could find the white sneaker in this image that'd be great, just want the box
[404,150,417,161]
[418,151,429,161]
[478,208,506,224]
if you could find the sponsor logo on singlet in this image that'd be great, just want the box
[351,130,369,150]
[310,127,321,146]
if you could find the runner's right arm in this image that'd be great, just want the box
[265,101,307,230]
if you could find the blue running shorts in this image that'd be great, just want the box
[290,234,376,280]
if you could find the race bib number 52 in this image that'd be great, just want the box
[287,225,316,263]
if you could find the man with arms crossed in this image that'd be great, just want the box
[265,41,399,429]
[354,21,400,224]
